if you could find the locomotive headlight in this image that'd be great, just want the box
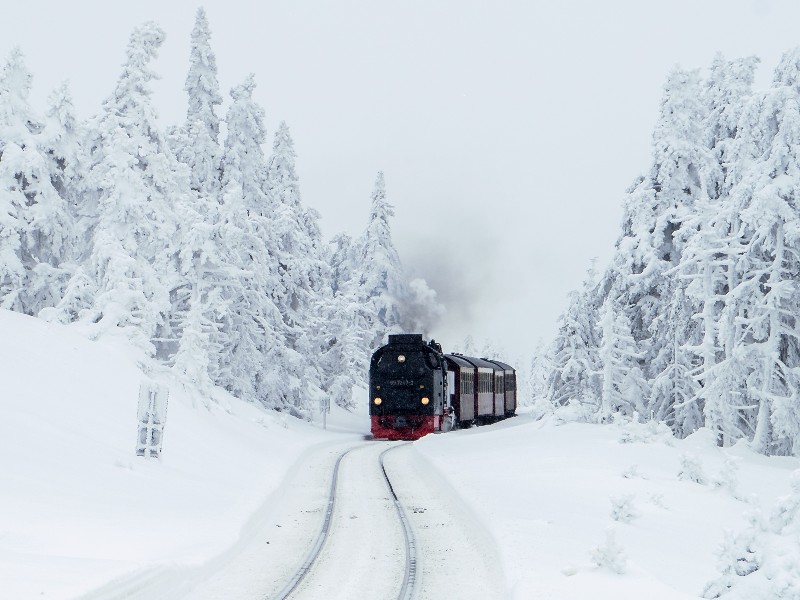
[373,397,382,405]
[421,397,430,405]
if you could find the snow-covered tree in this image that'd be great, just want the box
[547,265,602,411]
[0,48,39,312]
[648,286,702,435]
[266,122,327,331]
[0,48,79,316]
[82,22,184,356]
[214,75,310,414]
[354,171,407,350]
[169,7,222,204]
[598,300,649,422]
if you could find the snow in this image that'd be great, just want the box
[3,307,799,599]
[415,413,799,599]
[0,309,365,599]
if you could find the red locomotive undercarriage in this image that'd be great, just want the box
[370,414,443,441]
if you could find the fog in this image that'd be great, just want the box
[3,0,800,358]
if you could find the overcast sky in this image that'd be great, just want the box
[3,0,800,359]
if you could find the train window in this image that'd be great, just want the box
[462,371,474,395]
[478,372,487,394]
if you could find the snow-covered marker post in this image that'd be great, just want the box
[320,395,330,430]
[136,381,169,458]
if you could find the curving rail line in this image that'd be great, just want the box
[379,444,418,600]
[271,442,418,600]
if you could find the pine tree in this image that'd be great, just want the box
[266,122,326,330]
[0,48,76,315]
[355,171,407,351]
[82,22,184,355]
[547,265,602,411]
[599,300,648,422]
[169,7,222,203]
[648,286,702,435]
[0,47,38,312]
[215,75,308,414]
[169,8,228,391]
[266,121,332,400]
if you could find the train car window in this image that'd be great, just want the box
[463,371,474,395]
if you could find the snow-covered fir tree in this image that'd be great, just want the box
[354,171,407,351]
[547,263,602,413]
[598,300,649,422]
[0,48,76,316]
[82,23,185,357]
[168,7,222,204]
[215,75,309,414]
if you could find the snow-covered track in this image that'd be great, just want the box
[379,444,418,600]
[271,446,354,599]
[279,441,418,600]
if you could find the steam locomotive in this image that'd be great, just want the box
[369,334,516,440]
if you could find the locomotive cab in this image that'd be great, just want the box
[369,334,449,440]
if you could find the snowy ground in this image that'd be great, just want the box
[2,308,798,599]
[416,415,799,599]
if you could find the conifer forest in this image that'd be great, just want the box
[545,53,800,456]
[0,12,442,417]
[3,10,800,458]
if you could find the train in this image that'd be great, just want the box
[369,333,517,440]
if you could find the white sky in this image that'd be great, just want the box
[2,0,799,359]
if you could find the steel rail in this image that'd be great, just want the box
[272,442,417,600]
[380,443,418,600]
[270,446,354,600]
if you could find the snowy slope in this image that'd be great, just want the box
[415,414,800,599]
[0,309,367,599]
[3,307,799,599]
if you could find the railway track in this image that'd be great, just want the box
[274,442,417,600]
[379,445,418,600]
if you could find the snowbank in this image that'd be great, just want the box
[415,412,800,599]
[0,309,366,599]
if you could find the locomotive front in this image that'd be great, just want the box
[369,334,448,440]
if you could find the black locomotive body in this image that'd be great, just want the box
[369,334,449,440]
[369,334,516,440]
